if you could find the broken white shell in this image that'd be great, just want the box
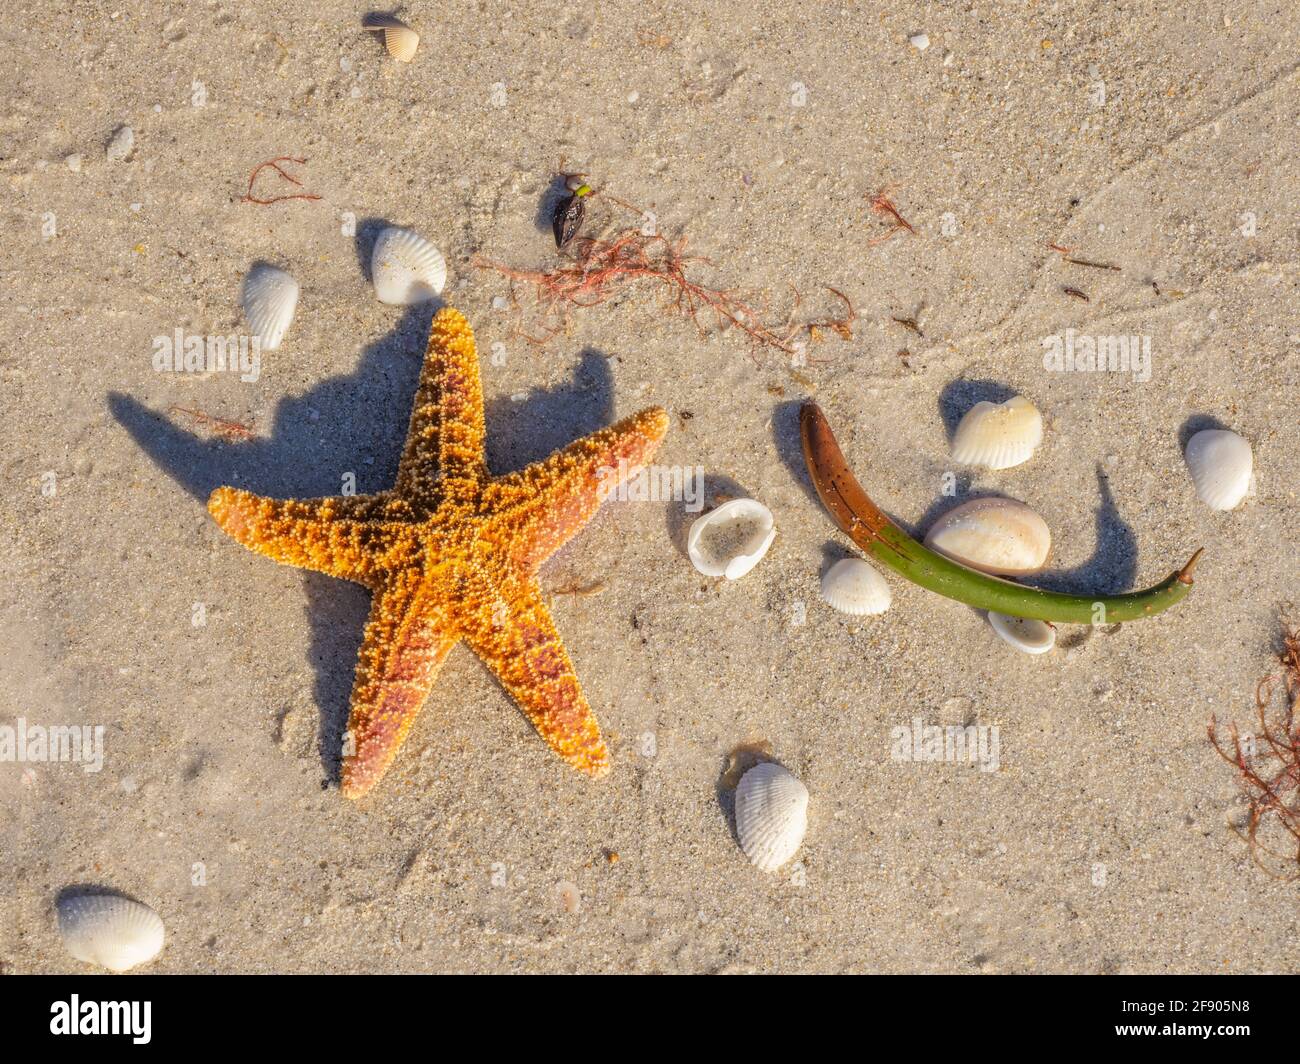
[820,558,891,615]
[923,497,1051,576]
[687,498,775,580]
[363,15,419,62]
[1184,428,1252,511]
[988,612,1056,655]
[951,395,1043,470]
[371,226,447,305]
[240,264,298,350]
[735,762,808,872]
[57,894,165,972]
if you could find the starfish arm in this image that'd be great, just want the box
[208,487,398,585]
[463,581,610,777]
[341,576,458,799]
[394,306,487,500]
[485,406,669,573]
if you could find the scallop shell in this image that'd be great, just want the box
[57,894,165,972]
[923,497,1051,576]
[363,15,419,62]
[371,226,447,305]
[734,762,808,872]
[1184,428,1252,511]
[988,612,1056,655]
[686,498,775,580]
[951,395,1043,470]
[820,558,891,615]
[240,264,298,350]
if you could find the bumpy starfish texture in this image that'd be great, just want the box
[209,307,668,798]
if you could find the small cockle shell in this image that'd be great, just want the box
[240,264,299,350]
[363,15,419,62]
[923,497,1051,576]
[57,893,165,972]
[988,611,1056,655]
[371,226,447,305]
[819,558,891,615]
[687,498,775,580]
[951,395,1043,470]
[1184,428,1252,511]
[734,762,808,872]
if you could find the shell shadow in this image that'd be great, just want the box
[533,174,571,236]
[714,747,789,849]
[55,884,142,908]
[352,216,392,284]
[1177,412,1230,451]
[937,379,1019,443]
[663,473,747,560]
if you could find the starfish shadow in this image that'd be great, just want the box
[110,303,434,787]
[109,318,620,787]
[483,347,615,471]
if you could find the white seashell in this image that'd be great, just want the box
[57,894,165,972]
[951,395,1043,470]
[909,33,930,50]
[686,498,775,580]
[363,15,419,62]
[240,264,299,350]
[923,497,1050,576]
[988,612,1056,655]
[734,762,808,872]
[1184,429,1252,511]
[371,226,447,305]
[819,558,891,615]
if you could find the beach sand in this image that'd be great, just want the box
[1,2,1297,973]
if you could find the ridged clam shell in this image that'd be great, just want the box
[923,497,1050,576]
[734,762,808,872]
[363,15,420,62]
[1184,429,1252,511]
[951,395,1043,470]
[57,894,165,972]
[988,612,1056,654]
[687,498,775,580]
[240,264,298,350]
[371,226,447,305]
[820,558,891,615]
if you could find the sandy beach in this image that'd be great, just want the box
[1,2,1298,973]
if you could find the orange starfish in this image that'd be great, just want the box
[208,307,668,797]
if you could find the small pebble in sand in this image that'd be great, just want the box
[555,880,581,914]
[909,33,930,51]
[130,202,142,212]
[105,124,134,161]
[65,153,82,173]
[627,90,639,103]
[492,295,508,310]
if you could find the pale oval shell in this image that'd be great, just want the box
[57,894,165,972]
[923,497,1051,576]
[820,558,891,615]
[371,226,447,305]
[240,264,299,350]
[734,762,808,872]
[364,15,419,62]
[1184,428,1252,511]
[951,395,1043,470]
[687,498,775,580]
[988,612,1056,655]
